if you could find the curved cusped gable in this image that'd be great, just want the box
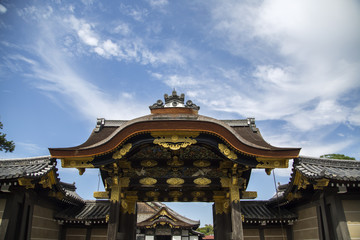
[49,115,300,160]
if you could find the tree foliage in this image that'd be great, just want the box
[197,224,214,235]
[0,122,15,153]
[320,154,355,160]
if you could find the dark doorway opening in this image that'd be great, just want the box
[156,236,171,240]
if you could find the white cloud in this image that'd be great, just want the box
[120,4,148,22]
[0,4,7,14]
[67,16,99,47]
[7,17,148,121]
[30,41,147,120]
[147,0,168,8]
[349,105,360,126]
[188,0,360,130]
[113,22,131,36]
[65,15,185,65]
[17,5,53,20]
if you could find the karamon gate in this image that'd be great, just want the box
[49,91,300,240]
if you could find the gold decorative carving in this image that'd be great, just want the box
[118,160,131,169]
[48,191,64,200]
[113,143,132,159]
[94,191,110,199]
[256,157,289,168]
[18,178,35,189]
[169,191,183,201]
[122,192,137,214]
[146,191,160,199]
[293,172,310,190]
[194,177,211,185]
[314,178,330,190]
[220,177,231,188]
[219,160,233,169]
[241,191,257,199]
[39,171,56,189]
[119,177,130,188]
[167,156,184,167]
[230,185,240,203]
[39,177,52,189]
[191,191,205,201]
[135,168,146,176]
[213,192,230,214]
[286,192,302,201]
[141,160,158,167]
[61,157,94,168]
[139,177,157,185]
[193,160,211,168]
[214,199,230,214]
[166,178,184,186]
[218,144,238,160]
[192,168,211,177]
[110,185,121,202]
[121,200,128,211]
[152,131,199,150]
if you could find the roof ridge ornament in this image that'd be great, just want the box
[149,90,200,111]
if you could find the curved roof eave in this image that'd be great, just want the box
[49,114,301,159]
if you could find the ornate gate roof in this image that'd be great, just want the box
[48,91,301,203]
[49,91,300,160]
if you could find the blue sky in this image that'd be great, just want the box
[1,0,360,226]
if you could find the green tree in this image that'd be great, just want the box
[0,122,15,152]
[320,154,355,160]
[197,224,214,235]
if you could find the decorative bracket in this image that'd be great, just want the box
[113,143,132,159]
[94,191,110,199]
[61,157,94,168]
[218,144,238,160]
[152,131,199,150]
[18,178,35,189]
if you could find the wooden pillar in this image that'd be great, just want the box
[107,177,137,240]
[107,178,121,240]
[107,199,121,239]
[213,195,231,240]
[230,179,243,240]
[231,201,243,240]
[118,194,137,240]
